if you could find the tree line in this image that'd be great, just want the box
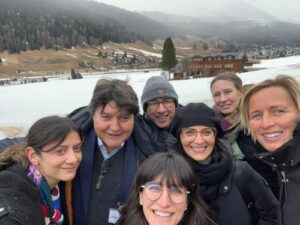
[0,0,148,53]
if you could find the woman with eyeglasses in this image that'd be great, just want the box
[118,152,216,225]
[240,75,300,225]
[172,103,277,225]
[0,116,82,225]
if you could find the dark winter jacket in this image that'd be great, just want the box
[68,106,172,158]
[238,134,279,199]
[215,109,279,199]
[184,140,278,225]
[138,114,178,151]
[220,119,280,199]
[0,106,173,225]
[0,163,45,225]
[257,124,300,225]
[68,106,170,225]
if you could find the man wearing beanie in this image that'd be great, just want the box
[141,76,178,129]
[132,76,179,151]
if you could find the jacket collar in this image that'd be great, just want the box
[257,124,300,170]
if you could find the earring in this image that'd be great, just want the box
[35,167,41,177]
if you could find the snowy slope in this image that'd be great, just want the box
[1,55,300,137]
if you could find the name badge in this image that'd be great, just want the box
[108,208,120,224]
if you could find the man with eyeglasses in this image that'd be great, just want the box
[136,76,179,150]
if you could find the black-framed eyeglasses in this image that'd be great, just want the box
[147,99,175,110]
[140,182,190,204]
[181,128,216,140]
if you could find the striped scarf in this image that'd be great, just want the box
[27,164,64,225]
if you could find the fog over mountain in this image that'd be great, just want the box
[2,0,300,51]
[95,0,300,23]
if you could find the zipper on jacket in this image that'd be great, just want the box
[280,170,288,209]
[280,170,288,225]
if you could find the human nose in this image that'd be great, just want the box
[65,149,80,164]
[193,132,205,143]
[261,114,275,128]
[156,102,167,112]
[157,189,172,207]
[220,93,227,102]
[110,118,121,131]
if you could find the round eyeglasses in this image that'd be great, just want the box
[181,128,216,140]
[140,182,190,204]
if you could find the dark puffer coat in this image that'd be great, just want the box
[184,140,278,225]
[258,124,300,225]
[0,163,45,225]
[237,132,280,199]
[215,110,279,199]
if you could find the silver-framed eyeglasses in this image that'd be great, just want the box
[181,128,216,140]
[140,182,190,204]
[147,99,175,110]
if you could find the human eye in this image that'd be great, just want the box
[183,129,196,137]
[224,89,233,95]
[169,186,184,195]
[213,92,220,98]
[73,144,82,153]
[202,129,214,136]
[119,115,131,122]
[272,108,286,115]
[53,147,66,156]
[146,183,161,192]
[164,99,174,106]
[148,101,158,107]
[100,113,111,120]
[250,112,262,120]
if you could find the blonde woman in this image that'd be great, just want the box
[240,75,300,225]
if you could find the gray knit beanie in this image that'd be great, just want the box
[141,76,178,111]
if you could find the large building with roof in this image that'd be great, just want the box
[183,52,248,78]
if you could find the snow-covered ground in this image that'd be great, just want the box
[121,44,162,58]
[1,55,300,138]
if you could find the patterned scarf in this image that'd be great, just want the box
[27,164,64,225]
[220,109,241,132]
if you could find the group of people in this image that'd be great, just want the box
[0,72,299,225]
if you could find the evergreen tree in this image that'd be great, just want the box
[160,37,177,79]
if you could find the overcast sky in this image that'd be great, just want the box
[94,0,300,21]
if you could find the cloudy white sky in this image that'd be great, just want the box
[94,0,300,21]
